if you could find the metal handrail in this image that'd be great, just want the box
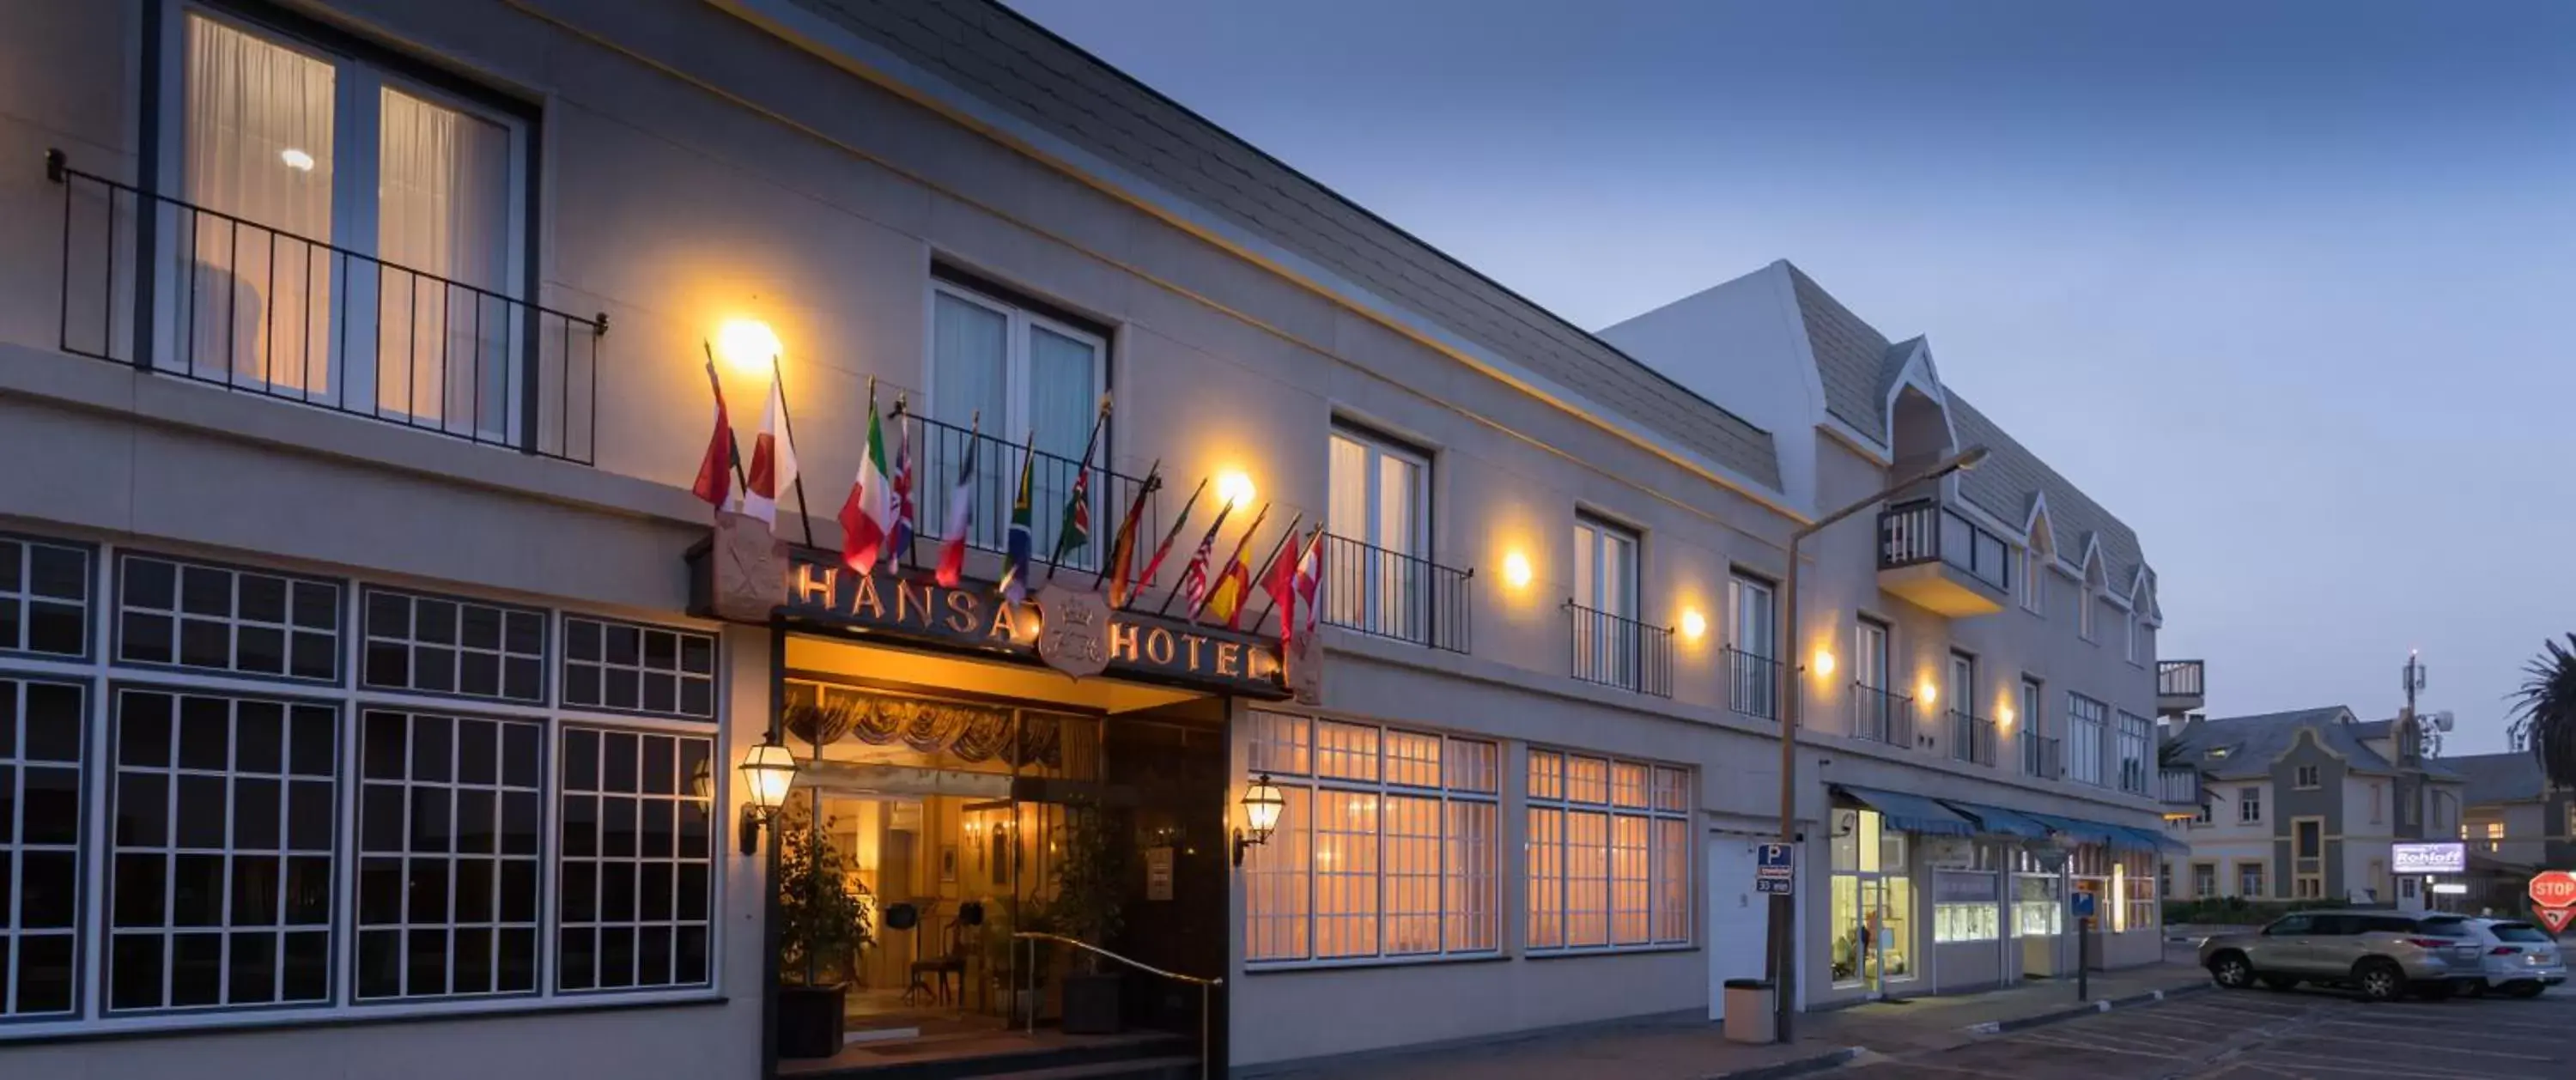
[1014,931,1221,1080]
[1564,600,1674,697]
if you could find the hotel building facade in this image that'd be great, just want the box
[0,1,2177,1076]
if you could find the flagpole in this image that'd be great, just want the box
[1154,492,1235,617]
[1047,392,1114,580]
[1243,513,1304,628]
[890,394,910,572]
[1130,477,1206,610]
[702,343,752,497]
[769,355,820,550]
[1189,501,1270,623]
[1091,458,1161,590]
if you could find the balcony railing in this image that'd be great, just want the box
[1566,602,1673,697]
[1878,498,2012,592]
[2157,767,2202,807]
[1726,648,1779,720]
[1316,533,1472,652]
[1950,711,1997,767]
[1852,683,1914,747]
[899,412,1154,575]
[48,151,606,464]
[2158,659,2205,699]
[2024,734,2063,780]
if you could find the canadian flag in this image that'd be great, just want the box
[742,372,799,532]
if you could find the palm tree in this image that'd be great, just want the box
[2509,634,2576,789]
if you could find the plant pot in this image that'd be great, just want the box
[1060,970,1123,1034]
[777,983,848,1059]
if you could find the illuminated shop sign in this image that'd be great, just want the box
[2391,841,2466,875]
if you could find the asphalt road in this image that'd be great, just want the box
[1846,983,2576,1079]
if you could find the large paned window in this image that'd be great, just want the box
[106,688,337,1012]
[1525,749,1691,952]
[556,727,715,992]
[2,676,84,1017]
[1932,853,2001,943]
[168,9,526,433]
[356,709,542,1000]
[0,537,91,660]
[2113,849,2155,931]
[362,588,546,703]
[2066,694,2107,786]
[1571,515,1643,689]
[1243,713,1498,963]
[1326,425,1431,641]
[117,554,341,683]
[928,280,1107,561]
[2115,711,2152,794]
[1727,573,1777,719]
[560,616,716,721]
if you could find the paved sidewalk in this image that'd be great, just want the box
[1263,953,2213,1080]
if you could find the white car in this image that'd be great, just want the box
[2420,916,2566,998]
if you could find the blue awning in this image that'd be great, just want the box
[1935,800,2054,840]
[1832,785,1977,837]
[2016,811,2123,847]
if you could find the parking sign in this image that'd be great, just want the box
[2069,891,2098,919]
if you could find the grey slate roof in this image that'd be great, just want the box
[804,0,1781,489]
[2445,751,2549,804]
[1785,264,1894,444]
[2163,707,2386,780]
[1947,395,2147,587]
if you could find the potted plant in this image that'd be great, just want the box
[1048,803,1130,1034]
[776,808,870,1059]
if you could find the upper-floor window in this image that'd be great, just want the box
[2123,610,2140,664]
[2066,693,2106,786]
[1570,515,1643,689]
[1,537,93,660]
[2114,711,2151,793]
[2239,785,2263,823]
[1946,652,1977,719]
[2077,586,2098,640]
[1726,574,1777,720]
[2018,677,2047,776]
[1327,424,1431,640]
[2293,764,2320,790]
[928,278,1107,558]
[2193,798,2214,826]
[2371,781,2384,822]
[117,552,342,683]
[164,9,530,434]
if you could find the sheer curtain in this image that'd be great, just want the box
[930,293,1009,549]
[377,88,511,434]
[183,14,335,393]
[1026,325,1098,564]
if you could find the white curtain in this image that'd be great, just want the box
[931,293,1009,548]
[183,14,335,392]
[377,87,511,434]
[1027,325,1097,564]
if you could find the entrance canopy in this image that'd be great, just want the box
[2014,810,2161,853]
[1832,785,1976,837]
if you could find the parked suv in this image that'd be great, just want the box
[2419,915,2567,998]
[2199,910,2485,1002]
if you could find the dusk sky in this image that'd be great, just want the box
[1009,0,2576,755]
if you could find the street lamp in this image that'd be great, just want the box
[1766,444,1987,1041]
[736,734,799,855]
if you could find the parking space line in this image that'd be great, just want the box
[2303,1020,2562,1056]
[2008,1032,2189,1059]
[2321,1010,2576,1035]
[2224,1049,2516,1079]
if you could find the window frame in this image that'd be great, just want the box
[1327,422,1432,560]
[2239,785,2263,823]
[2065,693,2107,786]
[112,550,346,688]
[924,276,1112,475]
[144,0,540,425]
[1523,746,1693,956]
[0,534,98,663]
[2113,712,2151,794]
[2238,860,2265,900]
[1,671,91,1020]
[556,615,719,723]
[2020,538,2047,616]
[2293,765,2320,791]
[359,586,550,707]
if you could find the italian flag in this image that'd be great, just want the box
[837,401,894,573]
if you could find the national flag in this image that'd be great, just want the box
[1261,523,1302,647]
[933,419,981,587]
[1197,503,1267,627]
[1292,526,1326,636]
[835,397,893,573]
[1051,396,1111,567]
[691,360,739,511]
[744,370,799,531]
[1100,465,1160,608]
[888,404,916,568]
[997,432,1039,602]
[1128,477,1206,609]
[1176,498,1238,616]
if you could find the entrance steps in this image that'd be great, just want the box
[780,1029,1196,1080]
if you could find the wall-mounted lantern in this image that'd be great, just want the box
[736,733,799,855]
[1232,773,1285,868]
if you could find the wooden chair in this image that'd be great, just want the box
[907,913,969,1007]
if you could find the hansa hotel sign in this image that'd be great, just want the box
[2391,841,2466,876]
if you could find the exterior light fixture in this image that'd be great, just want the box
[279,148,314,172]
[736,734,799,855]
[1813,649,1836,678]
[1679,609,1708,642]
[714,318,782,375]
[1216,470,1256,510]
[1502,551,1533,590]
[1998,704,2016,728]
[1919,680,1939,707]
[1233,773,1285,868]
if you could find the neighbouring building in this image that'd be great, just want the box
[0,1,2173,1077]
[2451,750,2573,913]
[2161,708,2469,908]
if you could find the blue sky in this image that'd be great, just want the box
[1007,0,2576,754]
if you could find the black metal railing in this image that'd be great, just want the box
[2024,733,2063,780]
[1565,602,1672,697]
[48,151,606,464]
[2158,659,2205,699]
[1852,683,1913,746]
[1950,710,1997,767]
[2157,767,2201,806]
[1726,648,1779,720]
[897,412,1155,575]
[1316,532,1472,652]
[1878,498,2011,592]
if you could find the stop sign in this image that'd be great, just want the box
[2531,871,2576,909]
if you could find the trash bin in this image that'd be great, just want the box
[1722,979,1775,1044]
